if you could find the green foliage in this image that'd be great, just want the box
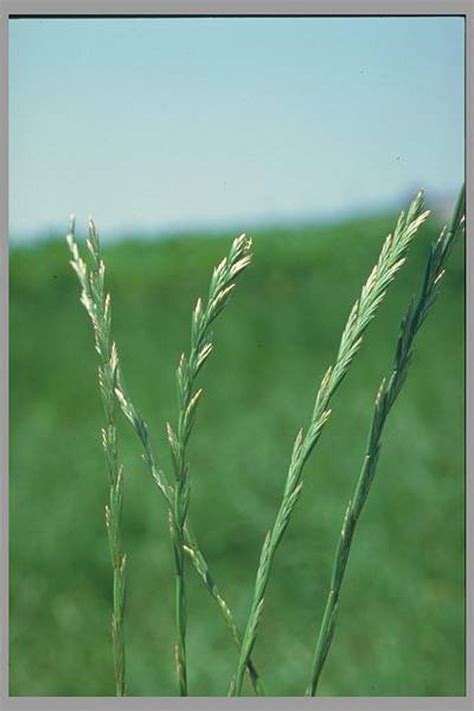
[9,198,464,696]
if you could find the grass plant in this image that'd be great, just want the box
[71,228,260,695]
[67,219,127,696]
[164,233,253,694]
[231,191,430,695]
[305,185,465,696]
[53,186,465,697]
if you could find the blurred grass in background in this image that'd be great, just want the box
[9,209,464,696]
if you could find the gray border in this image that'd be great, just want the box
[0,1,471,710]
[0,0,472,15]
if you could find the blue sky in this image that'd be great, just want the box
[9,17,464,241]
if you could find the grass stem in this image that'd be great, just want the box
[231,192,430,696]
[114,234,263,694]
[67,219,127,696]
[305,185,465,696]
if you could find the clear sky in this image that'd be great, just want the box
[9,16,464,241]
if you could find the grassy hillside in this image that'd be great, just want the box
[9,210,464,696]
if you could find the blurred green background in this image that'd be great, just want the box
[9,209,464,697]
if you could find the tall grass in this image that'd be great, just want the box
[306,185,465,696]
[72,229,260,695]
[67,219,127,696]
[231,191,430,695]
[165,234,252,694]
[66,187,464,697]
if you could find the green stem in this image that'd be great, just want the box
[231,193,429,696]
[67,220,127,695]
[306,186,465,696]
[172,513,188,695]
[116,373,264,695]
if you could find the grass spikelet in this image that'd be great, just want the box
[168,232,253,695]
[111,234,263,694]
[305,185,465,696]
[69,223,261,694]
[66,218,127,696]
[231,191,430,696]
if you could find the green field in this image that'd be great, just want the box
[9,209,465,696]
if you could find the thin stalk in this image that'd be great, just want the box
[306,185,465,696]
[166,233,252,695]
[172,512,187,696]
[67,219,127,696]
[114,235,263,694]
[115,385,263,694]
[231,192,430,696]
[182,521,263,694]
